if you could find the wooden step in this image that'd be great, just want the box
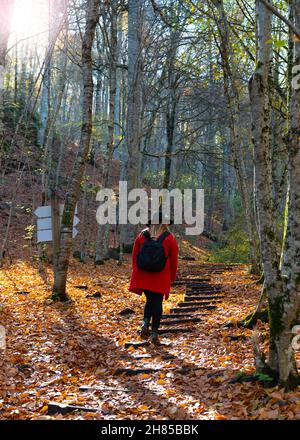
[79,385,130,392]
[125,328,193,342]
[175,275,211,279]
[160,317,201,326]
[186,282,212,287]
[171,306,217,313]
[185,291,220,296]
[47,402,98,415]
[174,278,211,283]
[184,296,222,302]
[114,366,206,376]
[197,265,235,269]
[158,327,193,335]
[186,284,221,288]
[162,313,206,319]
[186,285,220,289]
[124,341,149,349]
[190,267,230,275]
[162,313,189,318]
[186,288,222,294]
[178,301,214,307]
[115,367,162,375]
[184,295,223,300]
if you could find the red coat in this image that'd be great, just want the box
[129,229,179,298]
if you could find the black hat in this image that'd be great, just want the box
[147,209,174,226]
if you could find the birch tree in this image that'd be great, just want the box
[0,0,15,161]
[249,0,299,389]
[120,0,143,253]
[163,28,181,189]
[95,1,119,264]
[276,0,300,389]
[52,0,100,300]
[210,0,260,272]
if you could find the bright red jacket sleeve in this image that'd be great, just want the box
[132,234,142,271]
[169,236,179,282]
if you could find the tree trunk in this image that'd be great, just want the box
[51,190,61,273]
[0,0,15,159]
[163,30,180,189]
[249,0,299,389]
[95,1,118,263]
[40,0,66,204]
[122,0,143,248]
[211,0,260,272]
[52,0,100,300]
[276,0,300,389]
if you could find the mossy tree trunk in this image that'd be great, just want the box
[249,0,300,390]
[240,283,268,328]
[273,0,300,390]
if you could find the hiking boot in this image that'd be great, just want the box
[151,329,160,345]
[140,319,150,339]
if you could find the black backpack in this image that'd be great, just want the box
[137,229,170,272]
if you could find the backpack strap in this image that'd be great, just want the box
[157,231,170,243]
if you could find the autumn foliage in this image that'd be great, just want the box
[0,255,299,420]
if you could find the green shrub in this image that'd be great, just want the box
[207,193,254,264]
[208,226,251,264]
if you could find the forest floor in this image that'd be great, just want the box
[0,244,300,420]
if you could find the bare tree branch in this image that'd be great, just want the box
[150,0,174,27]
[259,0,300,39]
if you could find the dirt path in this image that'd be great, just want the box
[0,258,299,420]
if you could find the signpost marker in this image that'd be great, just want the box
[34,205,79,243]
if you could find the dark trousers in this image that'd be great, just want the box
[143,290,164,330]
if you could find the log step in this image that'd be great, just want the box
[79,385,130,392]
[162,313,206,319]
[179,256,196,260]
[178,301,215,307]
[171,306,217,313]
[47,402,98,415]
[186,286,221,290]
[184,294,224,300]
[115,367,161,375]
[184,297,222,303]
[197,265,235,268]
[186,288,222,294]
[174,278,211,283]
[176,277,211,281]
[162,313,191,318]
[124,341,149,349]
[160,317,201,326]
[114,366,206,376]
[185,291,222,296]
[186,283,221,288]
[189,267,230,275]
[185,292,219,297]
[158,327,193,334]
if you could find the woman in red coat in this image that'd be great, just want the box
[129,212,179,344]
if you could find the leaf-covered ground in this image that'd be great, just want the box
[0,254,299,420]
